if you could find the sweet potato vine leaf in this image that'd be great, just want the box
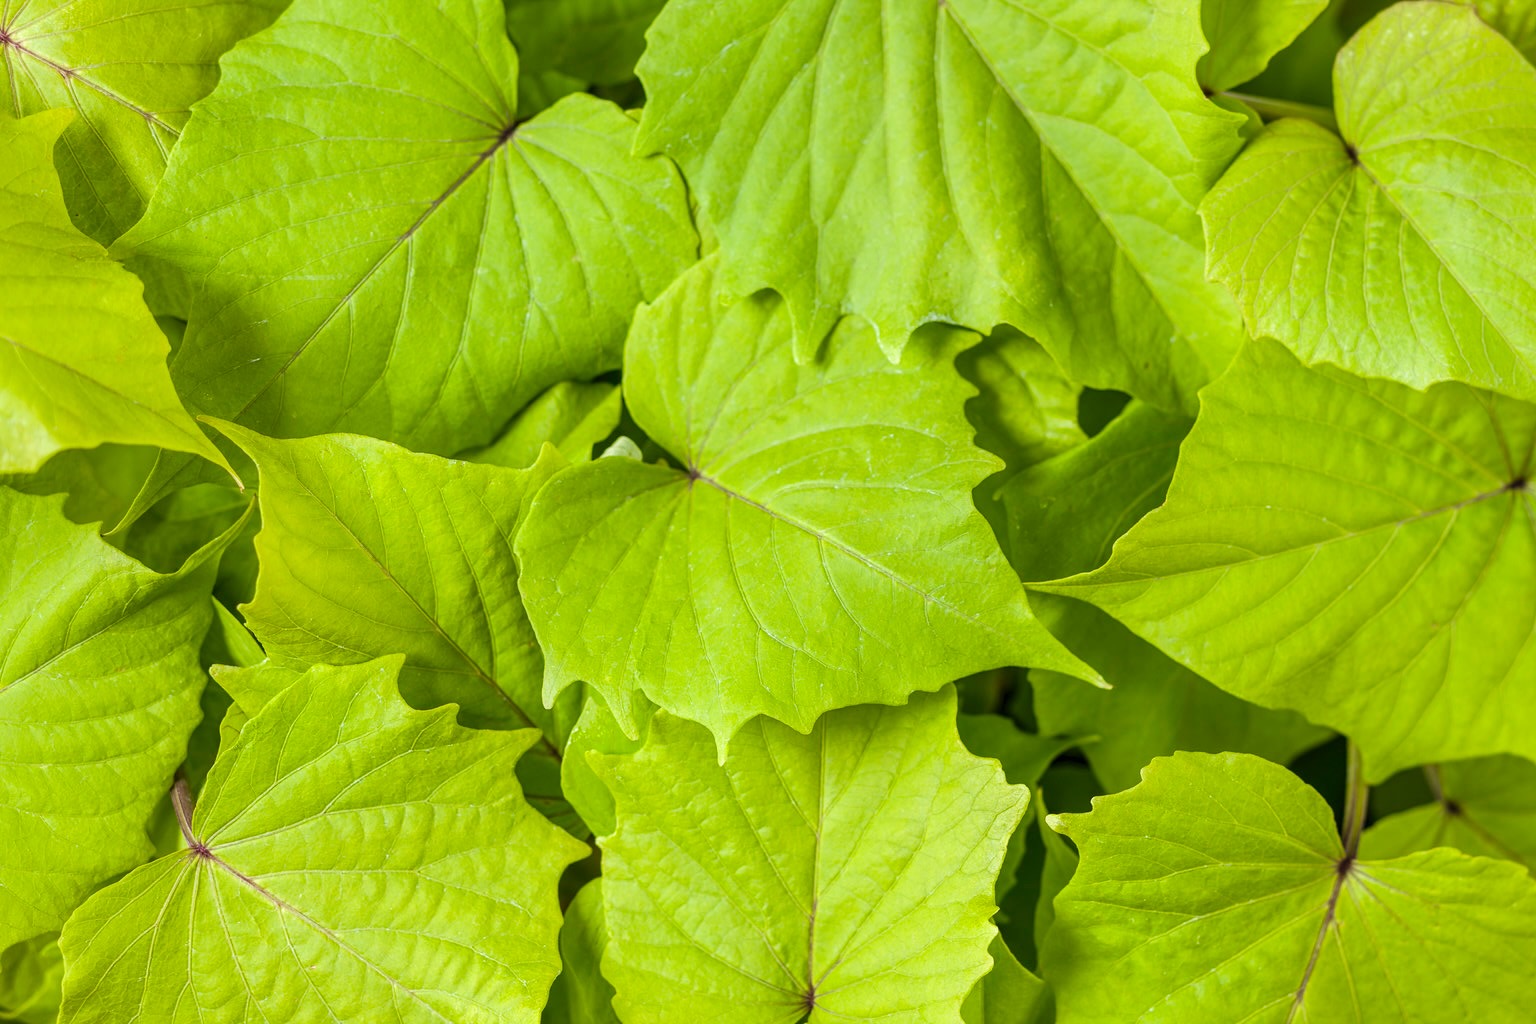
[1039,339,1536,781]
[0,111,230,477]
[0,486,235,949]
[1044,752,1536,1023]
[214,422,581,830]
[1198,0,1330,94]
[1204,0,1536,402]
[0,0,284,243]
[596,688,1026,1024]
[115,0,697,501]
[1363,756,1536,868]
[517,257,1095,747]
[1030,595,1329,795]
[56,657,589,1024]
[634,0,1246,412]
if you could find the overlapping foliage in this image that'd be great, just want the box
[3,0,1535,1021]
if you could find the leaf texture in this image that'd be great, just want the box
[596,689,1026,1024]
[0,486,228,948]
[0,111,229,476]
[1362,756,1536,868]
[635,0,1246,411]
[517,258,1094,746]
[1045,752,1536,1023]
[0,0,285,243]
[219,423,579,828]
[57,657,589,1024]
[115,0,697,470]
[1040,339,1536,780]
[1204,0,1536,401]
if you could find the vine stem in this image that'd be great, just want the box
[1217,90,1339,133]
[1341,740,1369,857]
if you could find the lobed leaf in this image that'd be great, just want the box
[635,0,1246,411]
[116,0,696,507]
[596,688,1026,1024]
[1204,0,1536,401]
[1040,339,1536,780]
[1045,751,1536,1023]
[0,486,233,948]
[0,0,285,243]
[517,257,1094,746]
[58,657,588,1024]
[218,423,579,828]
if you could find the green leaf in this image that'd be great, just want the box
[634,0,1245,411]
[505,0,666,85]
[1199,0,1330,93]
[1030,594,1329,794]
[544,880,620,1024]
[0,935,62,1024]
[216,422,580,828]
[1203,0,1536,401]
[596,689,1026,1023]
[517,258,1095,745]
[0,111,231,477]
[1362,757,1536,868]
[957,713,1081,905]
[0,443,158,529]
[958,328,1085,478]
[1472,0,1536,63]
[1039,339,1536,780]
[57,657,589,1024]
[960,937,1046,1024]
[115,0,697,465]
[1027,793,1075,970]
[560,691,652,838]
[0,486,231,949]
[461,381,622,469]
[1044,751,1536,1023]
[1001,401,1190,583]
[0,0,284,243]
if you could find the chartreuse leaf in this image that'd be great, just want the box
[1044,752,1536,1023]
[958,328,1084,479]
[1363,756,1536,868]
[1001,401,1190,583]
[517,258,1094,745]
[214,422,579,828]
[634,0,1245,411]
[1038,339,1536,780]
[0,935,62,1024]
[560,691,653,839]
[1030,595,1329,793]
[0,0,284,243]
[544,880,619,1024]
[957,713,1080,907]
[1198,0,1330,93]
[1204,0,1536,401]
[960,938,1046,1024]
[595,689,1025,1023]
[504,0,666,85]
[0,111,229,477]
[115,0,697,473]
[0,486,231,949]
[1472,0,1536,62]
[461,381,621,469]
[57,657,589,1024]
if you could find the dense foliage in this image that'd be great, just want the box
[2,0,1534,1020]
